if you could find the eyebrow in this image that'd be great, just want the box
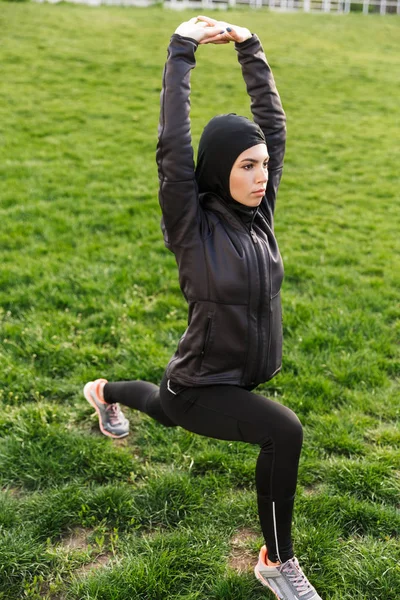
[240,156,270,163]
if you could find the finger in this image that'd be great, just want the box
[189,17,208,29]
[200,32,230,44]
[200,39,229,45]
[200,17,232,30]
[201,26,226,39]
[200,36,228,44]
[223,27,240,42]
[196,15,218,26]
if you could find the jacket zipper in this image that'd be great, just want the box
[215,203,269,384]
[250,225,266,384]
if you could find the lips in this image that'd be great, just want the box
[252,189,266,195]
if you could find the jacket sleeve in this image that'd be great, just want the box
[235,35,286,225]
[156,34,200,248]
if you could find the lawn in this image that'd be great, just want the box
[0,3,399,599]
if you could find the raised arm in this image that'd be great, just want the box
[156,20,224,248]
[197,16,286,224]
[236,35,286,221]
[156,34,198,248]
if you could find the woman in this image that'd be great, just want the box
[84,16,322,600]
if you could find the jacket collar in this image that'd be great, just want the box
[200,192,259,232]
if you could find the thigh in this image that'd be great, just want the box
[160,374,301,447]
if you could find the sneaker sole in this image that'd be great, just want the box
[83,382,129,439]
[254,566,283,600]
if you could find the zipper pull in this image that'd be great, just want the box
[250,229,258,244]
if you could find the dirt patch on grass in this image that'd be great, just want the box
[303,483,326,497]
[61,527,93,551]
[75,552,112,576]
[229,528,259,573]
[2,486,24,497]
[58,528,113,578]
[113,436,130,448]
[303,486,319,496]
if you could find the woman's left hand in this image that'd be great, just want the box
[174,17,226,43]
[196,15,252,45]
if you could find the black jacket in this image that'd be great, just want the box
[156,34,286,388]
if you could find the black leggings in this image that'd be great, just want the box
[104,374,303,564]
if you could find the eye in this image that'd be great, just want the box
[242,164,253,170]
[263,161,269,169]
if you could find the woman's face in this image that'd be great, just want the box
[229,143,269,206]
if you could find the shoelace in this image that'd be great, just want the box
[105,403,123,425]
[280,558,313,597]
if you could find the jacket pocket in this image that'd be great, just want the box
[200,304,247,379]
[201,315,213,357]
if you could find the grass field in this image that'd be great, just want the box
[1,3,399,599]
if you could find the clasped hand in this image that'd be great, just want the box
[175,15,252,45]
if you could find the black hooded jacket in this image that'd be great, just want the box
[156,33,286,388]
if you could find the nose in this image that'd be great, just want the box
[256,167,268,184]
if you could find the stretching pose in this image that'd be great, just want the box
[84,16,322,600]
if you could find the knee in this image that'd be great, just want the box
[260,407,303,451]
[281,408,303,448]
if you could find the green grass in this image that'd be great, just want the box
[1,4,399,599]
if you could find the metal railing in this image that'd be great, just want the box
[34,0,400,14]
[165,0,400,13]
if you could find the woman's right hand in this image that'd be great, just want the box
[174,17,226,44]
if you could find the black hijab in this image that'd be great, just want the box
[195,114,266,227]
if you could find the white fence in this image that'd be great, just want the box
[34,0,400,14]
[166,0,400,13]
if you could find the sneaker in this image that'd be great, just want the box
[254,546,322,600]
[84,379,129,439]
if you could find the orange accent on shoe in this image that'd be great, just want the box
[260,545,268,565]
[259,545,280,567]
[94,378,108,404]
